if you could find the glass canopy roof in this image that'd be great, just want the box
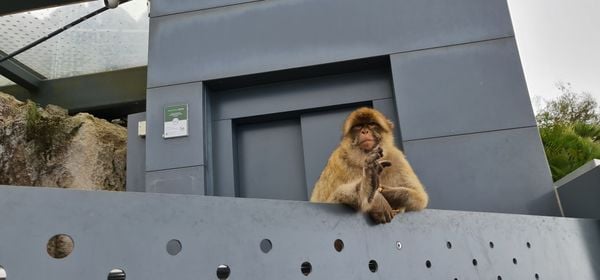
[0,0,149,86]
[0,75,13,86]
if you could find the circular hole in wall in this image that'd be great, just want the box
[472,259,478,266]
[489,241,495,248]
[216,264,231,280]
[107,268,126,280]
[535,273,540,279]
[301,262,312,276]
[527,242,532,248]
[425,260,432,268]
[368,260,378,272]
[446,241,452,249]
[513,258,518,265]
[47,234,74,259]
[334,239,344,252]
[166,239,182,256]
[260,239,272,254]
[0,265,6,280]
[498,276,502,280]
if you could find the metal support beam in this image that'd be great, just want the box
[0,66,147,118]
[0,185,598,279]
[0,0,93,16]
[0,52,44,91]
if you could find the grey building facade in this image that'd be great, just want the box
[132,0,560,216]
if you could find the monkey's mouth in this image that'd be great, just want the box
[360,139,375,145]
[359,139,376,150]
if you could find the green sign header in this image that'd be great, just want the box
[164,104,188,122]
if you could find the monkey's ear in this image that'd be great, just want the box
[387,119,394,129]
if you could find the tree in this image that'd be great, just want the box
[536,83,600,182]
[536,82,599,127]
[540,123,600,181]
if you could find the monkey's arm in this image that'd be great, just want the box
[379,150,429,211]
[379,185,428,212]
[328,180,394,224]
[326,147,394,223]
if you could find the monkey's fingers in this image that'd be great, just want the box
[374,160,392,175]
[378,160,392,168]
[376,146,383,157]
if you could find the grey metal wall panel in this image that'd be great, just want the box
[372,98,403,149]
[126,112,146,192]
[557,166,600,219]
[147,0,513,88]
[211,120,237,197]
[150,0,261,18]
[146,165,205,194]
[236,118,307,200]
[300,106,360,195]
[391,38,536,141]
[402,127,560,216]
[212,69,392,120]
[146,82,205,171]
[0,186,598,279]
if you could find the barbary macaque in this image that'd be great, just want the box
[310,107,428,223]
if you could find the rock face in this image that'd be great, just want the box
[0,92,126,191]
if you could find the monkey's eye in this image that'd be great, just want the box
[367,123,379,129]
[352,125,362,131]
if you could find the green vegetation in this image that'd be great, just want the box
[536,83,600,181]
[24,101,72,159]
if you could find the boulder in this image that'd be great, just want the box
[0,92,126,191]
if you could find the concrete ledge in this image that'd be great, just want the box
[0,185,597,279]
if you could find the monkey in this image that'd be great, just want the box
[310,107,428,224]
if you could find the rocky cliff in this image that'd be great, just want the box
[0,92,126,191]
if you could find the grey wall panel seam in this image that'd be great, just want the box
[402,125,538,143]
[146,35,515,90]
[150,0,264,19]
[371,97,394,103]
[388,35,515,57]
[147,80,208,90]
[146,164,205,173]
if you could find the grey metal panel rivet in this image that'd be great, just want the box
[395,241,402,250]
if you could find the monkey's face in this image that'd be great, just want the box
[342,107,394,152]
[351,122,383,152]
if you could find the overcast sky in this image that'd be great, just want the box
[508,0,600,112]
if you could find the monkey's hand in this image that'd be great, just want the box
[379,185,425,212]
[367,192,395,224]
[364,147,392,202]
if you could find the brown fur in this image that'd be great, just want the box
[310,107,428,223]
